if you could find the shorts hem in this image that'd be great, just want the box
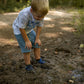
[22,50,31,53]
[33,46,40,48]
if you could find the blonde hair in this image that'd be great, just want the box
[31,0,49,16]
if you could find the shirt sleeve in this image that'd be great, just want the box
[18,13,28,29]
[36,19,44,27]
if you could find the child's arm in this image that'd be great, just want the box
[35,27,42,46]
[19,28,32,49]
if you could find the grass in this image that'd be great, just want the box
[72,9,84,35]
[66,8,84,35]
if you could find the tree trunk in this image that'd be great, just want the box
[4,0,7,8]
[20,0,22,3]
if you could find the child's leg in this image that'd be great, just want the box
[34,48,45,64]
[15,34,34,71]
[23,52,34,71]
[34,48,40,60]
[23,52,31,65]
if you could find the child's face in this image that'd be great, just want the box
[31,8,44,20]
[33,13,44,20]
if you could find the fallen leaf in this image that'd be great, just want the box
[69,80,74,83]
[44,48,47,51]
[80,44,84,48]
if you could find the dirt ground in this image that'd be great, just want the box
[0,10,84,84]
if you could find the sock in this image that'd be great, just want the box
[36,59,40,61]
[26,64,31,66]
[36,58,46,64]
[25,64,33,71]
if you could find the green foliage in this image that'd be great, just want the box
[0,0,84,13]
[49,0,84,8]
[0,0,31,13]
[72,10,84,35]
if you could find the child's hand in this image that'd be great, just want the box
[25,40,32,49]
[35,39,41,46]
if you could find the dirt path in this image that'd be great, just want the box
[0,10,84,84]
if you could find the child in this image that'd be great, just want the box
[12,0,49,72]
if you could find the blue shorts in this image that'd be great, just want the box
[15,30,40,53]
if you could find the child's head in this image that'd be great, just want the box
[31,0,49,20]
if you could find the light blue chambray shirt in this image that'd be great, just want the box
[12,6,44,35]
